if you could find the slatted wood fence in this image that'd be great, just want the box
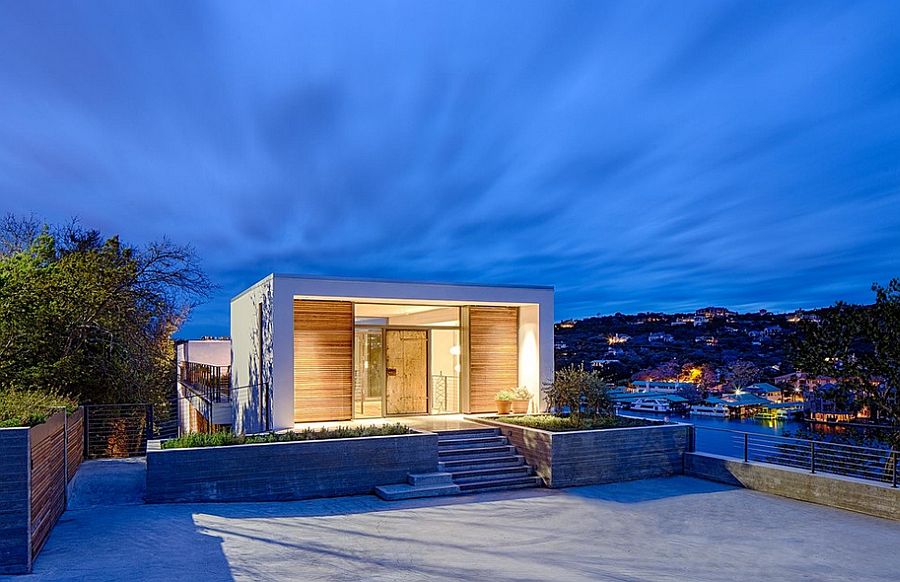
[0,408,84,574]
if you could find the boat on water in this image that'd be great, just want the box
[755,409,789,420]
[690,402,730,417]
[630,398,672,413]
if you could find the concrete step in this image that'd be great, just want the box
[438,454,526,472]
[457,475,543,494]
[375,482,461,501]
[438,445,516,459]
[407,472,454,486]
[436,428,500,440]
[450,465,533,484]
[437,436,508,450]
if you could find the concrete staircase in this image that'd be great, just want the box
[375,427,541,501]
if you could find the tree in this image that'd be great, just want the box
[727,360,760,390]
[0,216,211,406]
[544,365,612,419]
[792,279,900,446]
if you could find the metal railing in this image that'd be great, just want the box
[692,425,898,487]
[83,404,154,458]
[179,362,231,402]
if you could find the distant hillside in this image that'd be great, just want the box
[554,307,827,381]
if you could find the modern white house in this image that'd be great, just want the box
[178,275,554,433]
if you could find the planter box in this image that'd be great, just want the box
[145,430,439,503]
[470,417,691,488]
[0,409,83,575]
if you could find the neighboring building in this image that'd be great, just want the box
[176,338,232,434]
[557,320,576,329]
[805,383,856,423]
[607,333,631,345]
[774,372,836,394]
[744,382,782,403]
[692,315,708,327]
[696,307,732,319]
[628,380,694,394]
[591,359,622,369]
[647,332,674,343]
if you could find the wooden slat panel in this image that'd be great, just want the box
[30,417,66,559]
[468,306,519,413]
[294,300,353,422]
[66,409,84,482]
[385,330,428,415]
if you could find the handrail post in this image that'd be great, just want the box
[743,433,749,463]
[893,449,898,488]
[810,441,816,474]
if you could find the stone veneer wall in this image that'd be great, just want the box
[684,452,900,521]
[0,426,31,574]
[145,430,439,503]
[472,418,691,488]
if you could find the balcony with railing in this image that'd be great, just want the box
[178,361,232,403]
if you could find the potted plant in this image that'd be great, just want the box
[510,386,533,414]
[495,390,515,414]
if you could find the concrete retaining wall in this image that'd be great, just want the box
[684,452,900,521]
[0,427,31,575]
[145,430,439,503]
[472,418,691,488]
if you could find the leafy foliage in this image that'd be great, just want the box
[792,278,900,446]
[544,365,613,419]
[0,387,77,428]
[0,216,210,407]
[483,414,657,432]
[495,390,515,401]
[161,423,413,449]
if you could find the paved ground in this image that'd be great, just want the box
[7,465,900,582]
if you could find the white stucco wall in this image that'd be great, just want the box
[176,340,231,367]
[230,276,275,434]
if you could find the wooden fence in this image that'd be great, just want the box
[0,408,84,574]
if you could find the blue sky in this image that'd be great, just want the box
[1,1,899,337]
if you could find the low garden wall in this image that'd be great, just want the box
[0,408,84,575]
[471,417,691,488]
[684,452,900,521]
[145,430,439,503]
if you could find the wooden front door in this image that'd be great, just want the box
[385,330,428,415]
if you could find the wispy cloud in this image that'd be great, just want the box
[1,1,899,335]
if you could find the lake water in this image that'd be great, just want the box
[619,410,889,457]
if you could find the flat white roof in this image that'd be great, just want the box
[232,273,553,302]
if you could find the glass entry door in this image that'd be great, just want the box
[353,328,385,418]
[385,330,428,415]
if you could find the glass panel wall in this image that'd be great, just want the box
[430,329,461,414]
[353,328,384,418]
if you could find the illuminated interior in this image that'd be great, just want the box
[352,304,461,418]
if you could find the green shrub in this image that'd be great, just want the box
[481,414,658,432]
[0,387,78,428]
[161,423,413,449]
[495,390,515,401]
[512,386,533,400]
[543,365,612,419]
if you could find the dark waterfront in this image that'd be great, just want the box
[620,410,892,457]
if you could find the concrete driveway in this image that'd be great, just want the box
[8,470,900,582]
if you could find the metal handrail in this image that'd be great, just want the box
[692,425,897,487]
[690,424,890,453]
